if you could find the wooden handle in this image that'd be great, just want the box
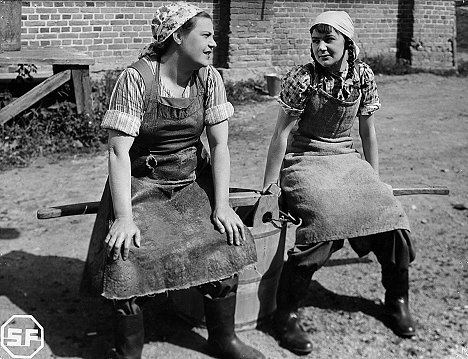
[392,186,449,196]
[37,201,101,219]
[37,191,263,219]
[37,186,449,220]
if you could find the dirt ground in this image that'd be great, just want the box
[1,72,467,359]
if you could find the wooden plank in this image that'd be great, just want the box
[0,69,71,125]
[71,68,92,114]
[229,191,261,207]
[0,47,95,66]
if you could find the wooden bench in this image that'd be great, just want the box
[0,47,95,125]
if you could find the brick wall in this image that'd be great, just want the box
[227,0,456,79]
[17,0,456,79]
[20,1,218,72]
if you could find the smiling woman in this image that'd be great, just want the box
[79,2,264,359]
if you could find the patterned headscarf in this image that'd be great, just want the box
[310,11,360,57]
[139,2,204,58]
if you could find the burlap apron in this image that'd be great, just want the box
[80,60,257,299]
[281,67,410,244]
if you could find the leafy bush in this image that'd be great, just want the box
[361,53,466,77]
[0,102,107,170]
[224,78,271,105]
[360,54,418,76]
[0,70,121,171]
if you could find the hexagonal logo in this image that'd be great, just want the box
[1,315,44,359]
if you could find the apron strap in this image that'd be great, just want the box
[129,57,154,112]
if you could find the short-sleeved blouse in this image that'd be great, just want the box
[101,57,234,137]
[279,61,381,118]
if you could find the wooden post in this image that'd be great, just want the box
[0,0,22,51]
[71,67,92,114]
[54,64,93,115]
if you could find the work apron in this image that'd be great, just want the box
[281,66,410,244]
[80,59,257,300]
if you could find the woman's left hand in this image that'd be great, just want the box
[212,205,246,246]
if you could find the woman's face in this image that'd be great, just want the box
[311,27,346,71]
[178,17,217,69]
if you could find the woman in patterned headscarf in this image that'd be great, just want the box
[81,3,264,358]
[262,10,416,355]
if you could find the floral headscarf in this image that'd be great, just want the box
[139,2,203,59]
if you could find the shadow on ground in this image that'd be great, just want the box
[0,251,214,358]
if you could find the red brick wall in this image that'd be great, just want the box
[19,1,456,78]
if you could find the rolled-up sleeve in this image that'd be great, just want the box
[204,66,234,126]
[278,65,312,118]
[101,68,145,136]
[358,63,381,116]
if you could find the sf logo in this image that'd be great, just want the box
[1,315,44,359]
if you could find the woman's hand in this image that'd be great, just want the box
[212,205,246,246]
[105,217,141,261]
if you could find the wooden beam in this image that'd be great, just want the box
[0,69,71,125]
[0,47,95,66]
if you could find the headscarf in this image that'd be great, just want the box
[310,11,360,58]
[139,2,204,58]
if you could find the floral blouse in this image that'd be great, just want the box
[279,60,381,118]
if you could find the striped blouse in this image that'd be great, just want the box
[279,60,381,118]
[101,57,234,137]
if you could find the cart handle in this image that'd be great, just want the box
[36,186,449,220]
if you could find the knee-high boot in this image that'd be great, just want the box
[376,230,416,338]
[274,261,314,355]
[204,292,265,359]
[113,307,144,358]
[382,263,416,337]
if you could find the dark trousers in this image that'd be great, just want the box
[285,229,415,294]
[113,276,238,315]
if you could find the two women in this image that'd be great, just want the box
[81,4,416,358]
[81,3,264,358]
[263,10,417,355]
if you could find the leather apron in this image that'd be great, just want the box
[80,59,257,300]
[281,63,410,244]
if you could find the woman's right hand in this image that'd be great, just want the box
[105,217,141,261]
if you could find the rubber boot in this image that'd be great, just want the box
[383,265,416,338]
[274,262,314,355]
[204,293,265,359]
[113,311,144,359]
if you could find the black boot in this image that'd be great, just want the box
[385,292,416,338]
[113,311,144,359]
[274,262,313,355]
[374,230,417,338]
[204,293,265,359]
[382,263,416,338]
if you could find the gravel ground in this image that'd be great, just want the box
[1,73,467,359]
